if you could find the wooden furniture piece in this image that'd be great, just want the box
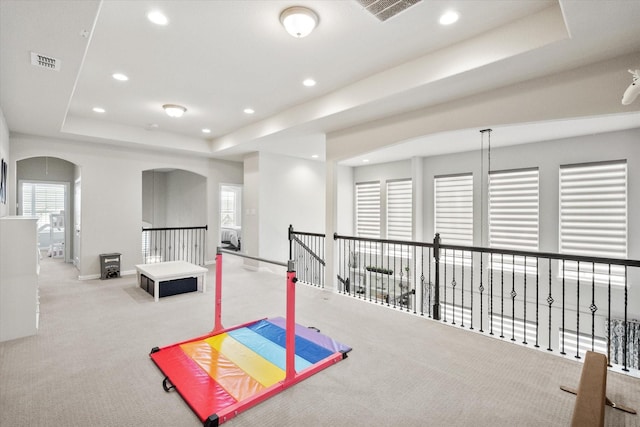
[561,350,636,427]
[135,261,207,302]
[0,217,39,342]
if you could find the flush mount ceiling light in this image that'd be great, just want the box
[162,104,187,118]
[280,6,318,38]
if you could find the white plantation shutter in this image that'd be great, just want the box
[434,174,473,245]
[220,189,236,226]
[356,181,380,239]
[386,179,412,240]
[489,168,539,251]
[560,160,627,285]
[21,182,65,228]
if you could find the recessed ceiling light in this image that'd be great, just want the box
[303,78,316,87]
[311,154,319,159]
[112,73,129,81]
[162,104,187,118]
[439,11,459,25]
[202,128,211,134]
[147,10,168,26]
[243,108,255,114]
[362,159,370,163]
[92,107,105,113]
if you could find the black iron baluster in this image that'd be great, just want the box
[590,262,597,352]
[451,249,456,325]
[490,253,494,336]
[479,252,484,333]
[511,254,516,341]
[523,256,528,345]
[391,244,396,308]
[412,245,417,314]
[535,257,540,348]
[443,251,448,323]
[561,260,566,355]
[470,252,474,330]
[428,247,432,318]
[547,258,553,352]
[575,261,580,359]
[500,253,504,339]
[607,264,612,367]
[623,266,628,372]
[461,250,465,328]
[367,240,372,302]
[420,247,425,316]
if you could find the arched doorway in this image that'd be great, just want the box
[16,157,80,265]
[141,168,207,264]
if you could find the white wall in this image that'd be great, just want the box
[336,165,354,235]
[0,109,9,218]
[165,169,207,227]
[9,134,242,277]
[258,152,325,264]
[242,153,259,262]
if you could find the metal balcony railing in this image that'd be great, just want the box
[142,225,207,266]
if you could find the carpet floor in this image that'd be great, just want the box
[1,255,639,426]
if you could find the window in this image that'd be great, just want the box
[386,179,412,240]
[434,173,473,265]
[220,185,241,227]
[559,160,627,285]
[489,168,539,273]
[21,182,66,250]
[220,189,236,226]
[21,182,65,228]
[355,181,381,239]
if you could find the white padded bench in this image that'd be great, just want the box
[135,261,208,302]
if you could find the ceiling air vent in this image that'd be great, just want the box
[30,52,61,71]
[355,0,422,22]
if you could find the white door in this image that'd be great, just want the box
[73,177,81,270]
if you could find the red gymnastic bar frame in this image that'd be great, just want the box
[205,249,344,426]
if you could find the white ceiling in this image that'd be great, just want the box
[1,0,640,165]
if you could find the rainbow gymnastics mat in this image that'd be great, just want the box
[150,316,351,426]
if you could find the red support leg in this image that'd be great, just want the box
[213,252,224,333]
[285,268,297,382]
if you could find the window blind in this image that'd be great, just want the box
[434,174,473,265]
[356,181,381,239]
[21,182,66,228]
[220,189,236,226]
[489,168,539,251]
[559,160,627,285]
[386,179,412,241]
[489,169,539,273]
[434,174,473,246]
